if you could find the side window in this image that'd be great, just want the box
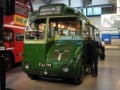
[4,29,14,42]
[82,23,95,40]
[89,26,94,40]
[82,23,90,39]
[16,33,24,41]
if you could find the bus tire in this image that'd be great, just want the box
[5,53,14,71]
[73,60,85,85]
[100,54,105,60]
[27,74,39,80]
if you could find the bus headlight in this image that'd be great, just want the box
[24,62,29,69]
[63,65,69,73]
[44,70,48,75]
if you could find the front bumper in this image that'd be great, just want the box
[22,65,78,79]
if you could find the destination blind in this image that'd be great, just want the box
[40,6,62,15]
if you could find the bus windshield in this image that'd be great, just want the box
[50,17,81,40]
[25,18,46,40]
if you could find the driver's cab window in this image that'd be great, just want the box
[25,18,46,40]
[30,23,35,30]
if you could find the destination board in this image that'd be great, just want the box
[40,6,62,15]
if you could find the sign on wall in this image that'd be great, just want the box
[83,0,92,6]
[101,14,120,28]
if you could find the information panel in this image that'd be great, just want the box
[83,0,92,6]
[101,14,120,28]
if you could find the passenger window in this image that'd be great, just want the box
[82,23,95,40]
[4,29,14,42]
[89,26,94,39]
[16,33,24,41]
[82,23,90,39]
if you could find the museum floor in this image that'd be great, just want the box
[6,48,120,90]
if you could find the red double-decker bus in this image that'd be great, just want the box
[3,0,32,70]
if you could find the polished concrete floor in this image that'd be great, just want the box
[6,49,120,90]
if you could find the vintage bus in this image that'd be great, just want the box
[22,4,97,84]
[3,0,31,70]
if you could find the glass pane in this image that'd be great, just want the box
[83,8,87,16]
[4,29,14,42]
[87,8,93,16]
[50,17,80,37]
[93,7,101,15]
[16,33,24,41]
[25,18,46,40]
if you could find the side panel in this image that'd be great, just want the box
[4,27,24,63]
[23,44,46,69]
[4,13,27,63]
[14,28,24,63]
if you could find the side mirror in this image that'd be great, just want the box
[0,0,15,15]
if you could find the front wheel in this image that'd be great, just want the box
[73,61,85,85]
[5,53,14,70]
[27,74,40,80]
[100,54,105,60]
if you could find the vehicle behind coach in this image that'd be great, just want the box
[22,3,97,84]
[3,1,31,70]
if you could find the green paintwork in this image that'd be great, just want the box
[22,39,86,78]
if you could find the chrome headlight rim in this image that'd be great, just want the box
[62,64,70,73]
[24,62,30,69]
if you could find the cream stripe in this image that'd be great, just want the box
[4,24,25,29]
[6,47,15,50]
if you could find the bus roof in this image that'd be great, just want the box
[36,4,89,21]
[29,3,98,28]
[16,0,35,10]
